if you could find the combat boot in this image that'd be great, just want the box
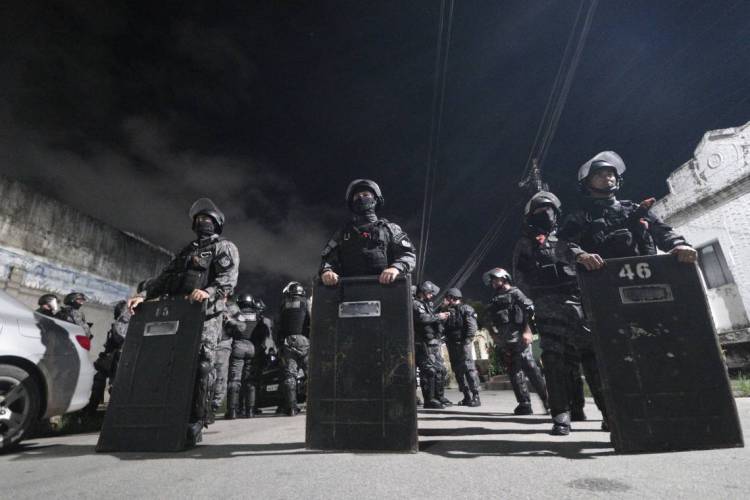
[186,421,203,447]
[435,380,452,406]
[206,404,217,425]
[551,412,571,436]
[458,390,473,406]
[286,406,301,416]
[225,389,239,420]
[421,378,444,409]
[467,392,481,407]
[571,408,587,421]
[513,402,533,415]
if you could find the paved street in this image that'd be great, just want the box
[2,391,748,500]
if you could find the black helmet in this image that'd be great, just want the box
[113,300,128,320]
[417,281,440,296]
[345,179,384,210]
[577,151,626,194]
[63,292,87,306]
[235,293,256,310]
[482,268,512,287]
[445,288,463,299]
[189,197,225,234]
[282,281,306,297]
[38,293,58,306]
[523,191,562,217]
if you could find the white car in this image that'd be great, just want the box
[0,290,95,452]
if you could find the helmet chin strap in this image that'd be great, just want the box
[586,179,619,196]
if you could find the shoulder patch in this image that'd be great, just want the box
[216,253,233,270]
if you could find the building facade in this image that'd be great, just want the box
[652,121,750,369]
[0,175,173,358]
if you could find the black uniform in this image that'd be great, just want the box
[413,297,447,407]
[211,301,239,417]
[56,306,93,338]
[555,196,690,429]
[443,302,481,404]
[144,233,239,433]
[513,229,602,430]
[277,294,311,415]
[86,303,130,414]
[556,197,688,263]
[224,308,273,418]
[320,213,416,278]
[487,287,548,413]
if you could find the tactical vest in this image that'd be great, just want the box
[527,234,577,289]
[413,299,440,343]
[279,297,308,338]
[234,311,259,341]
[489,292,524,330]
[580,201,656,258]
[338,222,390,276]
[167,237,225,295]
[444,306,464,341]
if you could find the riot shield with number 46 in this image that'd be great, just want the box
[578,254,743,453]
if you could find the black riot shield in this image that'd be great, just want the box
[96,297,204,452]
[306,275,417,452]
[578,254,743,453]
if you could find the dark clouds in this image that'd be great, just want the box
[2,0,750,302]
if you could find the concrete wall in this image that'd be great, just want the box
[0,175,173,356]
[652,122,750,343]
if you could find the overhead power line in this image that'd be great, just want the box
[416,0,455,284]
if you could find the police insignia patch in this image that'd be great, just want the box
[401,239,412,248]
[218,256,231,268]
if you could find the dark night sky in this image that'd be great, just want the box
[2,0,750,306]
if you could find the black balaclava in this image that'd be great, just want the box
[351,192,377,224]
[194,217,216,239]
[526,207,556,234]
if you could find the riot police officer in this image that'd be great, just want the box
[512,191,602,435]
[483,268,549,415]
[556,151,696,268]
[56,292,93,338]
[85,300,130,415]
[320,179,416,284]
[276,281,311,416]
[442,288,481,407]
[413,281,450,409]
[127,198,239,446]
[35,294,59,317]
[555,151,696,431]
[224,293,272,419]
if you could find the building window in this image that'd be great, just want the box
[697,241,733,289]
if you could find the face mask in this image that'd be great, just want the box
[194,219,216,237]
[352,196,376,214]
[527,208,556,233]
[71,302,83,310]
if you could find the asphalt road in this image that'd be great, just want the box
[2,391,748,500]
